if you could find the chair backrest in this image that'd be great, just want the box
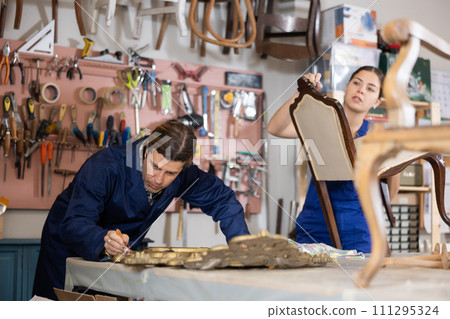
[255,0,321,60]
[289,77,356,181]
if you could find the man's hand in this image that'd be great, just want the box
[104,229,130,256]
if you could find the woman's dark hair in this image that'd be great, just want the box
[349,66,384,98]
[144,121,197,168]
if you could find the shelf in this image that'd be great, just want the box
[399,186,431,193]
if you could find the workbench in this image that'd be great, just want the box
[64,256,450,301]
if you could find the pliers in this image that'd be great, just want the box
[9,50,25,85]
[66,56,82,80]
[0,41,10,85]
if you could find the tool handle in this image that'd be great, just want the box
[54,169,77,176]
[3,95,11,117]
[49,105,58,122]
[27,98,35,120]
[61,127,68,143]
[30,119,38,141]
[20,104,28,124]
[17,130,24,154]
[82,38,95,58]
[86,123,93,143]
[96,97,104,120]
[59,104,67,122]
[3,131,11,157]
[119,119,126,134]
[73,127,86,145]
[9,116,17,140]
[39,104,46,122]
[47,141,53,160]
[40,142,47,164]
[0,123,6,141]
[103,130,109,146]
[70,104,77,122]
[98,131,105,147]
[106,115,114,132]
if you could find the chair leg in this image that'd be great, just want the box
[156,5,171,50]
[200,1,208,57]
[314,180,342,249]
[222,1,233,55]
[380,180,396,227]
[423,154,450,227]
[354,142,392,288]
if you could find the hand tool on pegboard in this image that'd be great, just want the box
[54,169,76,191]
[56,104,67,133]
[119,68,142,134]
[67,56,82,80]
[29,58,42,101]
[47,141,53,195]
[48,54,58,76]
[25,98,38,168]
[0,41,10,84]
[21,130,29,179]
[2,128,10,182]
[55,127,68,168]
[24,104,50,165]
[9,51,24,85]
[40,143,47,197]
[85,110,96,157]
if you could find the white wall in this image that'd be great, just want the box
[2,0,450,246]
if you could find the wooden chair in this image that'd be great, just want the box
[132,0,188,50]
[354,19,450,288]
[289,76,447,252]
[188,0,257,53]
[255,0,321,61]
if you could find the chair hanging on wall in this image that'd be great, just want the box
[188,0,257,55]
[132,0,188,50]
[353,19,450,288]
[289,76,447,252]
[255,0,321,61]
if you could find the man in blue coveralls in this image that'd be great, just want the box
[33,121,250,300]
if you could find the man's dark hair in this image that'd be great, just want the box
[349,66,384,98]
[143,121,197,168]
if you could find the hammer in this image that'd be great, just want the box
[54,169,77,191]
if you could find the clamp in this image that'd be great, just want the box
[67,56,82,80]
[9,51,24,85]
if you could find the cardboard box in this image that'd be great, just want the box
[379,53,432,102]
[391,193,418,205]
[321,5,377,49]
[312,42,380,92]
[399,164,423,186]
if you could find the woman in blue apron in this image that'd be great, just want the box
[268,66,399,253]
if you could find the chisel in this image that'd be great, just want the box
[41,143,47,197]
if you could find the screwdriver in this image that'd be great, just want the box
[47,142,53,195]
[56,127,68,168]
[3,130,10,182]
[41,143,47,197]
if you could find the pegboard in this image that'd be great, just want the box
[0,39,265,213]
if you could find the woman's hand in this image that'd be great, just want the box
[104,229,130,256]
[305,73,323,90]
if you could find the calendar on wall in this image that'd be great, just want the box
[431,70,450,119]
